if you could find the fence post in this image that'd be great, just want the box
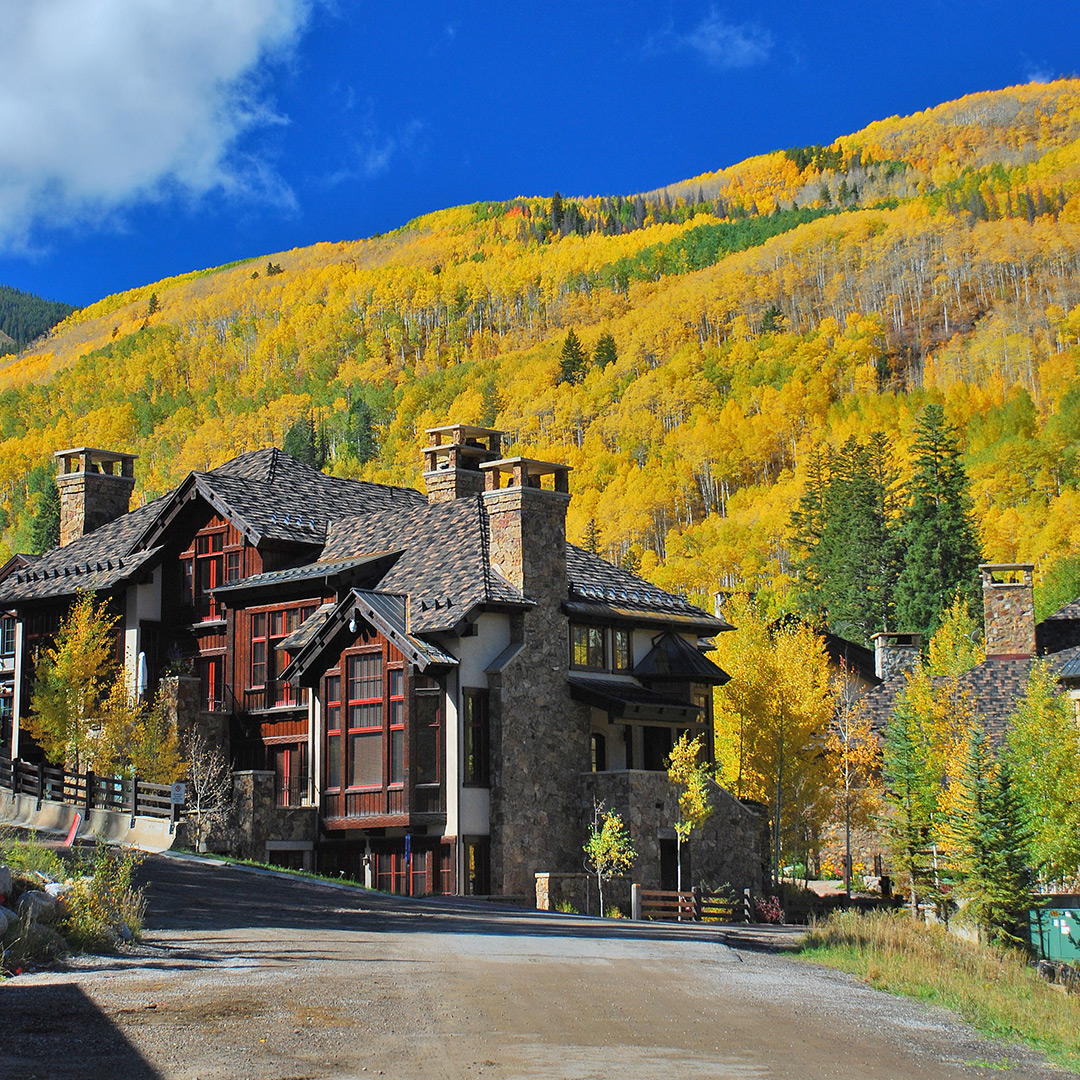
[130,774,139,827]
[631,883,642,921]
[85,769,95,813]
[744,887,752,924]
[693,885,702,923]
[12,757,20,796]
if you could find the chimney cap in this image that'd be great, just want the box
[871,631,922,646]
[980,562,1034,576]
[425,424,503,440]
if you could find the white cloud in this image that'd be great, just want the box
[322,112,425,186]
[650,9,772,71]
[0,0,314,250]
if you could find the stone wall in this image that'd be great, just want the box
[227,770,317,861]
[57,469,135,547]
[583,769,765,895]
[982,564,1035,657]
[485,484,591,898]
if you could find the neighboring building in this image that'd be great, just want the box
[0,428,763,898]
[861,563,1080,739]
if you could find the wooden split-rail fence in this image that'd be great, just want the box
[0,754,179,826]
[631,884,752,923]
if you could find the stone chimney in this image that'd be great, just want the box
[422,424,502,503]
[54,447,137,547]
[872,631,923,680]
[480,457,571,610]
[981,563,1035,658]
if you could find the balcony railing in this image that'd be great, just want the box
[274,774,312,808]
[244,681,309,714]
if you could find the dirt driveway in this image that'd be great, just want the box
[1,853,1073,1080]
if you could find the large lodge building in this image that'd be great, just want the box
[0,426,763,899]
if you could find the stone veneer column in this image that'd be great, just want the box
[981,563,1036,658]
[55,448,137,547]
[482,461,590,898]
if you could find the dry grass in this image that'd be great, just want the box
[800,909,1080,1071]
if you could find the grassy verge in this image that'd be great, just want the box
[799,909,1080,1072]
[172,848,368,888]
[1,827,145,975]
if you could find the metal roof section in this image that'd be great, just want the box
[568,675,704,723]
[276,602,337,654]
[280,587,458,684]
[350,590,459,669]
[632,631,730,685]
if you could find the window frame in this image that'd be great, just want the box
[463,688,490,787]
[346,650,384,791]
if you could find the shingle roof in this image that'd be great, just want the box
[0,499,167,603]
[277,602,336,654]
[860,645,1080,743]
[157,451,426,549]
[565,545,728,634]
[322,495,528,633]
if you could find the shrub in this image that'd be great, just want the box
[554,899,578,914]
[60,842,145,952]
[753,894,785,924]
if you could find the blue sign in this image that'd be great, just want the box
[404,834,412,863]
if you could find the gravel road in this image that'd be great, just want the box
[1,853,1074,1080]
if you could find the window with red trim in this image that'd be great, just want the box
[347,652,383,788]
[389,667,405,785]
[325,674,342,790]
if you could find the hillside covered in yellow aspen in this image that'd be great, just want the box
[4,80,1080,618]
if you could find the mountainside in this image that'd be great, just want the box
[0,284,76,357]
[4,80,1080,613]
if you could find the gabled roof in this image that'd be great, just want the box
[280,588,458,683]
[138,449,426,551]
[633,631,730,685]
[565,545,729,635]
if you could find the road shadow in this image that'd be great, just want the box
[137,853,803,953]
[0,983,162,1080]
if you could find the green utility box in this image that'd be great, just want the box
[1030,899,1080,961]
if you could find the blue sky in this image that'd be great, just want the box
[1,0,1077,307]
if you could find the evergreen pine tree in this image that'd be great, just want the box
[583,518,601,555]
[557,329,587,386]
[895,404,982,638]
[593,332,618,370]
[791,434,901,644]
[283,415,319,468]
[882,675,938,916]
[30,475,60,553]
[942,727,1031,944]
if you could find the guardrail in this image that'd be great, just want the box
[0,754,177,823]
